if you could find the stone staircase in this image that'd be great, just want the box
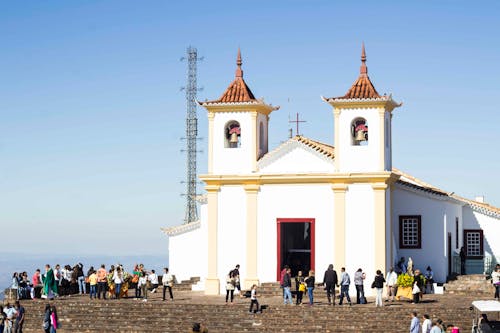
[174,276,201,291]
[444,274,494,296]
[12,289,479,332]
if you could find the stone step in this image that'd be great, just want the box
[444,274,493,295]
[15,292,475,333]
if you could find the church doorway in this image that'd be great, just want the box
[276,218,315,280]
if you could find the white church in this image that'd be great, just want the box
[164,46,500,295]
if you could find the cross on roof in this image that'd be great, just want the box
[289,112,306,136]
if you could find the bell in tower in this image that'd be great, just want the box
[352,119,368,145]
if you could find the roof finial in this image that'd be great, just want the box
[235,47,243,78]
[360,42,367,76]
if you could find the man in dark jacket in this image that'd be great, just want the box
[323,264,338,305]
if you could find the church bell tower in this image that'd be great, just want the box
[199,49,279,175]
[323,44,401,173]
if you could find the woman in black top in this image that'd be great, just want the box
[413,269,424,304]
[304,270,315,305]
[372,270,385,306]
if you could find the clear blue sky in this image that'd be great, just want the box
[1,1,499,256]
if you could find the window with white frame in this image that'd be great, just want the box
[399,215,421,249]
[464,229,483,258]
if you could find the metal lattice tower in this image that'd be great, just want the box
[182,46,201,223]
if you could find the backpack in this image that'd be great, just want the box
[280,269,286,287]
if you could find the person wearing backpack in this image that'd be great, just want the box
[354,268,366,304]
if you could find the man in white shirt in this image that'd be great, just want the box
[53,264,61,285]
[162,267,174,301]
[422,314,432,333]
[386,267,398,302]
[3,303,17,332]
[148,270,159,293]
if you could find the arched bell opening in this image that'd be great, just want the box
[351,117,368,146]
[224,120,241,148]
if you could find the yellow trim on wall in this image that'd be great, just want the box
[205,184,220,295]
[244,184,260,289]
[200,172,400,186]
[372,183,388,281]
[332,183,348,268]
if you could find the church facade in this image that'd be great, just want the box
[164,46,500,295]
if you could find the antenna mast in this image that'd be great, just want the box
[182,46,202,223]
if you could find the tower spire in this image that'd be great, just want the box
[360,42,368,76]
[235,47,243,78]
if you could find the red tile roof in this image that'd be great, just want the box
[330,43,382,100]
[294,136,335,159]
[205,48,257,104]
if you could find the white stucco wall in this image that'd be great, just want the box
[345,184,376,295]
[392,186,462,283]
[167,203,208,283]
[259,143,335,174]
[216,186,247,293]
[338,108,384,172]
[257,184,335,284]
[212,112,255,174]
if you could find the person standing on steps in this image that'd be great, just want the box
[231,264,241,295]
[422,314,432,333]
[283,268,293,305]
[323,264,338,306]
[249,284,260,313]
[112,266,124,299]
[97,264,107,300]
[412,269,424,304]
[148,269,159,293]
[386,267,398,302]
[372,270,385,307]
[338,267,352,306]
[42,304,51,333]
[459,246,466,275]
[76,263,86,295]
[305,270,315,305]
[49,305,59,333]
[138,271,148,302]
[225,272,235,304]
[295,271,305,305]
[354,268,366,304]
[409,311,420,333]
[88,269,98,300]
[13,301,25,333]
[162,267,174,301]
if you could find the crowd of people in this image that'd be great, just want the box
[410,311,460,333]
[273,257,437,308]
[8,263,175,302]
[1,301,25,333]
[4,260,499,331]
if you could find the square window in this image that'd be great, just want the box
[464,229,483,258]
[399,216,421,249]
